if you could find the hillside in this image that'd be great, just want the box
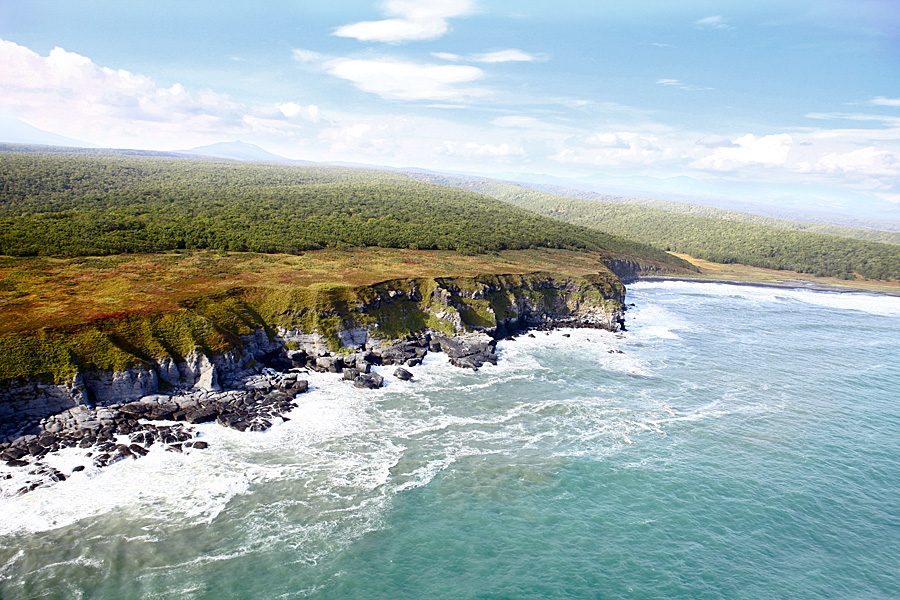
[0,152,688,270]
[409,173,900,282]
[0,150,697,385]
[518,182,900,245]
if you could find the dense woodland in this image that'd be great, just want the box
[0,153,684,267]
[411,175,900,281]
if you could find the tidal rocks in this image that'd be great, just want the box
[0,372,314,495]
[353,373,384,389]
[368,336,429,366]
[393,367,413,381]
[430,333,497,371]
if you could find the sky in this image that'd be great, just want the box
[1,0,899,217]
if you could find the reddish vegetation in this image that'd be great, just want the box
[0,247,626,336]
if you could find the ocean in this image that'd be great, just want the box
[1,280,899,599]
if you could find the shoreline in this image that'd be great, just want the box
[633,275,900,298]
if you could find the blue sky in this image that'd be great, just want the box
[1,0,899,215]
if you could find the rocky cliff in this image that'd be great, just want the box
[0,270,626,440]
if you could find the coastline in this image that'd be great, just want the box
[633,275,900,298]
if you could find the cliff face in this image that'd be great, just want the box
[602,257,695,283]
[0,270,625,436]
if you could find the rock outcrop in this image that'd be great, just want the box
[1,270,627,450]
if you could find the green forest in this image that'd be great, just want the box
[411,174,900,281]
[0,152,684,267]
[520,182,900,246]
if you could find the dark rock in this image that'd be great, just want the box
[431,334,497,370]
[113,444,133,459]
[6,459,28,467]
[191,441,209,450]
[167,443,183,453]
[353,373,384,389]
[149,403,178,421]
[129,444,149,457]
[27,442,47,457]
[184,406,219,424]
[450,357,479,371]
[218,413,251,431]
[72,465,85,472]
[343,368,360,381]
[316,356,343,373]
[393,367,413,381]
[129,431,152,445]
[1,447,27,461]
[528,333,536,338]
[119,402,153,420]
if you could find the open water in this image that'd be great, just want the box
[1,280,899,599]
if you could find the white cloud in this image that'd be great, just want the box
[0,38,251,146]
[694,133,793,170]
[333,0,476,43]
[0,37,335,152]
[656,78,712,91]
[818,147,899,176]
[491,116,544,128]
[292,48,323,63]
[696,135,738,149]
[431,51,461,61]
[867,97,900,107]
[436,140,520,158]
[432,48,542,64]
[319,123,378,153]
[325,58,485,101]
[695,15,732,30]
[585,132,632,149]
[806,111,900,124]
[277,102,320,122]
[471,49,536,63]
[551,131,667,166]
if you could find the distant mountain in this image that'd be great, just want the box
[0,117,97,148]
[181,141,303,163]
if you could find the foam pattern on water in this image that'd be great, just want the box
[2,280,899,599]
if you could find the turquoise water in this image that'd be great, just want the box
[1,281,899,599]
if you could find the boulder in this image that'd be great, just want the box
[183,406,219,424]
[353,373,384,390]
[315,356,343,373]
[393,368,413,381]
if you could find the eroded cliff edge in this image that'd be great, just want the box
[0,270,626,437]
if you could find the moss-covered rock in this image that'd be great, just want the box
[0,269,625,386]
